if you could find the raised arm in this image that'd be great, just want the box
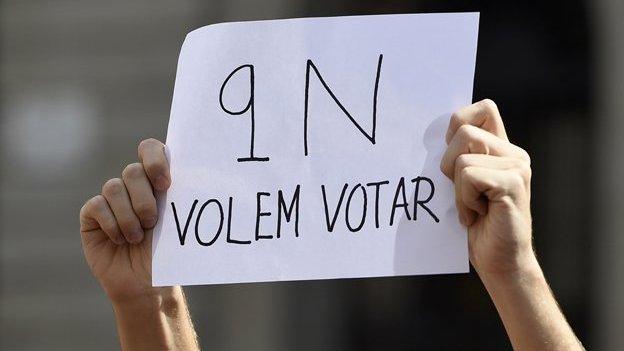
[441,99,583,350]
[79,138,200,350]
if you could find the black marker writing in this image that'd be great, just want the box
[345,183,367,232]
[277,185,301,238]
[171,200,199,245]
[303,54,383,156]
[321,183,349,232]
[411,176,439,223]
[226,196,252,244]
[255,192,273,240]
[366,180,390,228]
[219,64,269,162]
[390,177,411,226]
[195,199,224,246]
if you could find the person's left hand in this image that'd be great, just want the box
[79,138,171,303]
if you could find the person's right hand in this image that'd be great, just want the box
[440,99,535,278]
[440,100,584,351]
[79,138,171,303]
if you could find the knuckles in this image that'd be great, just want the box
[102,178,125,197]
[456,125,487,154]
[79,198,93,218]
[116,215,135,229]
[133,202,156,219]
[91,195,108,211]
[82,195,106,216]
[79,195,100,223]
[455,166,474,191]
[459,165,475,182]
[122,163,145,180]
[138,138,162,156]
[456,124,479,142]
[516,159,532,179]
[79,195,110,232]
[449,111,463,130]
[449,98,499,134]
[143,159,166,176]
[508,171,527,194]
[519,149,531,164]
[454,154,472,176]
[512,158,532,188]
[478,98,499,115]
[442,100,533,202]
[100,214,121,236]
[455,124,473,141]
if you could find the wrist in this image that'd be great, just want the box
[111,286,196,350]
[111,286,184,317]
[478,251,545,292]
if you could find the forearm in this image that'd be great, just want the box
[479,255,583,351]
[112,286,200,351]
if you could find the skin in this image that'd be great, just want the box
[80,139,199,351]
[440,99,583,350]
[79,99,583,350]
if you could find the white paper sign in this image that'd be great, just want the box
[152,13,479,286]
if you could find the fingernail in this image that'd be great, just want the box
[129,228,144,244]
[143,216,158,229]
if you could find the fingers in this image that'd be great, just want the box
[80,195,125,245]
[458,166,529,226]
[441,124,529,178]
[138,138,170,191]
[452,154,531,225]
[80,138,167,246]
[442,99,531,227]
[102,178,144,244]
[122,163,158,229]
[446,99,508,143]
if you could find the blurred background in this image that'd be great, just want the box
[1,0,622,349]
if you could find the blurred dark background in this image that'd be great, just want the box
[1,0,622,350]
